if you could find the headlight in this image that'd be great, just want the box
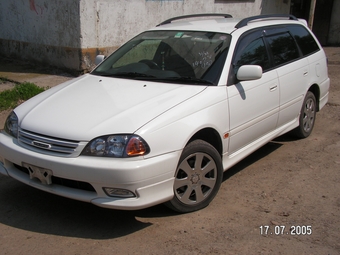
[4,111,19,138]
[81,134,150,157]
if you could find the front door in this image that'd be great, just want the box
[227,32,280,155]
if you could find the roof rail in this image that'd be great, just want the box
[235,14,298,29]
[157,13,233,27]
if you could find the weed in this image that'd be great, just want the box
[0,82,45,111]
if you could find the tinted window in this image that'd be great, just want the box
[289,25,320,56]
[234,37,270,72]
[228,30,271,85]
[267,32,300,66]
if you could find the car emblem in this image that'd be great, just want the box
[32,141,52,150]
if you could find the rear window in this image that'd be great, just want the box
[288,25,320,56]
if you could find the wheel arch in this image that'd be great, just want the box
[187,128,223,157]
[308,84,320,111]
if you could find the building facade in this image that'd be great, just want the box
[0,0,338,72]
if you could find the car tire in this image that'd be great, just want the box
[293,91,317,138]
[165,139,223,213]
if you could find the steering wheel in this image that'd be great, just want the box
[139,59,160,69]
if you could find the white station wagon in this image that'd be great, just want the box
[0,14,330,213]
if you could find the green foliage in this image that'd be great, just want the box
[0,77,5,83]
[0,82,45,111]
[15,82,45,100]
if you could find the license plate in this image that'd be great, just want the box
[22,163,53,185]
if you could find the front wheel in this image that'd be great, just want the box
[293,91,317,138]
[165,140,223,213]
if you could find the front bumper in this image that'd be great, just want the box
[0,131,180,210]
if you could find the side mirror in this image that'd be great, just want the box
[237,65,263,81]
[95,55,106,66]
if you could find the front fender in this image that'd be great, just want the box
[137,86,229,158]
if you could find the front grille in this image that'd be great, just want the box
[14,164,96,193]
[18,129,83,157]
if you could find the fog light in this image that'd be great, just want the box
[103,188,136,198]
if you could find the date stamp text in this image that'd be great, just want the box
[259,225,312,235]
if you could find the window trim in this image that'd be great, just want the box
[227,24,320,86]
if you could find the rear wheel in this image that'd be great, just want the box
[166,140,223,213]
[293,91,317,138]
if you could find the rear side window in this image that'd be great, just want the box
[289,25,320,56]
[267,32,300,66]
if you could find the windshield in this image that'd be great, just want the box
[91,30,231,85]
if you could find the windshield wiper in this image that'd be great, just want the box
[114,72,156,78]
[91,72,214,85]
[166,76,215,85]
[93,71,156,79]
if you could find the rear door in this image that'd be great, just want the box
[265,27,310,128]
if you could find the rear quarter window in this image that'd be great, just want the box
[288,25,320,56]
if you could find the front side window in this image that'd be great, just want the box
[234,37,270,72]
[228,31,270,85]
[92,30,231,85]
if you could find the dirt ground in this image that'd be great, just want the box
[0,60,339,254]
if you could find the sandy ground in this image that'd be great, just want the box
[0,60,339,254]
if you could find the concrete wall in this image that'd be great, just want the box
[80,0,288,69]
[0,0,82,70]
[0,0,291,72]
[82,0,290,49]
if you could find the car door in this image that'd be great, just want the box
[264,29,309,128]
[227,31,280,155]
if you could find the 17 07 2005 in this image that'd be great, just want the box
[259,225,312,235]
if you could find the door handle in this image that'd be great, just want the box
[269,84,278,92]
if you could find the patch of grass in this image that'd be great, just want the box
[0,82,45,111]
[0,77,6,84]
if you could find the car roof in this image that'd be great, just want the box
[149,14,306,34]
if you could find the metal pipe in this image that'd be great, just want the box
[308,0,317,29]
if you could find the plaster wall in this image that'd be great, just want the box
[81,0,290,48]
[0,0,82,70]
[80,0,290,69]
[0,0,291,72]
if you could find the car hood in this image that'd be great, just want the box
[16,74,206,141]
